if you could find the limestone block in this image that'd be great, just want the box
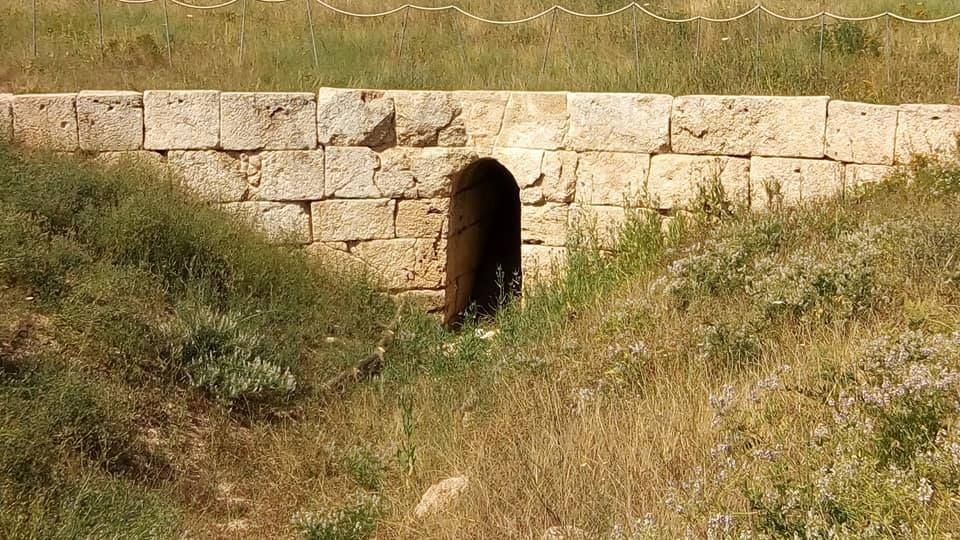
[220,92,316,150]
[376,147,480,198]
[316,88,395,148]
[324,146,379,198]
[167,151,250,202]
[143,90,219,150]
[390,91,466,147]
[496,92,568,150]
[396,199,449,238]
[568,204,628,250]
[672,95,828,158]
[77,91,143,151]
[895,104,960,163]
[575,151,650,206]
[452,91,510,148]
[540,151,578,203]
[1,94,14,142]
[492,147,544,189]
[220,201,311,244]
[312,198,395,242]
[565,93,671,153]
[258,150,324,200]
[352,238,446,290]
[521,245,567,283]
[845,164,895,191]
[825,100,897,165]
[303,242,370,275]
[751,157,843,207]
[12,94,78,151]
[92,151,164,170]
[646,154,750,209]
[522,203,569,246]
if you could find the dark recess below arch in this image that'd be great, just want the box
[443,158,522,329]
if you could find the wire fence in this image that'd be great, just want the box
[18,1,960,97]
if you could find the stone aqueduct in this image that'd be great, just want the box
[2,89,959,324]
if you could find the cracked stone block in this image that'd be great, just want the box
[324,146,380,198]
[895,104,960,164]
[77,91,143,152]
[258,150,324,200]
[376,147,479,198]
[672,95,828,158]
[396,199,449,238]
[451,90,510,149]
[221,92,317,150]
[575,151,650,206]
[540,150,578,203]
[522,203,569,246]
[167,150,250,202]
[565,93,671,153]
[316,88,395,148]
[825,100,897,165]
[144,90,219,150]
[751,157,843,208]
[352,238,446,290]
[0,94,13,143]
[220,201,312,244]
[496,92,569,150]
[646,154,750,209]
[389,90,466,146]
[13,94,78,151]
[311,198,395,242]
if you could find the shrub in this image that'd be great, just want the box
[293,493,382,540]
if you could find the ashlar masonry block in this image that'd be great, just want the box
[316,88,395,148]
[167,150,250,202]
[672,95,828,158]
[376,147,479,198]
[396,199,449,238]
[895,104,960,164]
[646,154,750,209]
[575,151,650,206]
[845,164,895,191]
[311,198,396,242]
[751,157,842,208]
[389,90,466,147]
[77,91,143,152]
[144,90,219,150]
[324,146,380,198]
[565,92,671,153]
[825,100,897,165]
[13,94,78,151]
[352,238,446,290]
[496,92,569,150]
[220,92,317,150]
[221,202,312,244]
[521,203,569,247]
[258,150,325,201]
[451,90,510,149]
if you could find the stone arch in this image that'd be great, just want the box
[443,158,522,329]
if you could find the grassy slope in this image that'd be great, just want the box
[1,0,959,104]
[5,143,960,539]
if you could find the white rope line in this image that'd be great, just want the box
[109,0,960,25]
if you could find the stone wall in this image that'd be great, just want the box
[2,88,959,312]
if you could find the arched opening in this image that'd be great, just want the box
[444,158,522,329]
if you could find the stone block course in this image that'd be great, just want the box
[646,154,750,209]
[895,104,960,164]
[751,157,843,207]
[258,150,325,200]
[826,100,897,165]
[13,94,78,151]
[1,94,15,143]
[396,199,449,238]
[144,90,219,150]
[521,203,569,246]
[220,92,317,150]
[352,238,446,290]
[221,201,312,244]
[316,88,395,148]
[451,91,510,149]
[496,92,569,150]
[312,199,396,242]
[672,95,828,158]
[77,91,143,152]
[575,151,650,206]
[565,92,671,153]
[390,91,466,147]
[324,146,380,198]
[167,150,252,202]
[376,147,479,198]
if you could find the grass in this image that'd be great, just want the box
[5,141,960,538]
[0,0,959,104]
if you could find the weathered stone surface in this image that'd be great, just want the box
[353,238,446,290]
[496,92,569,150]
[413,476,469,519]
[845,164,895,191]
[144,90,218,150]
[92,151,164,170]
[13,94,78,151]
[311,199,395,242]
[567,204,636,250]
[540,151,578,203]
[324,146,379,198]
[0,94,11,142]
[77,91,143,151]
[390,91,466,147]
[395,289,446,312]
[895,104,960,163]
[826,100,897,165]
[672,95,828,158]
[167,151,250,202]
[452,91,510,148]
[646,154,750,209]
[492,147,544,190]
[396,199,449,238]
[522,203,569,246]
[303,242,371,275]
[566,92,671,153]
[751,157,843,207]
[376,147,480,198]
[316,88,395,148]
[220,202,311,244]
[220,92,316,150]
[521,245,567,283]
[575,151,650,206]
[258,150,324,200]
